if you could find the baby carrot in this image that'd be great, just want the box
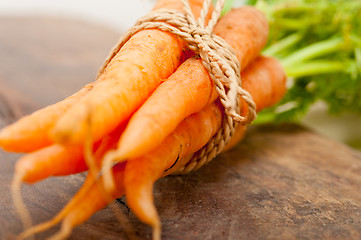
[51,0,211,145]
[105,6,269,161]
[118,56,287,235]
[0,82,95,152]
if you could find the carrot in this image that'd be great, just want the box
[17,164,125,240]
[0,82,95,153]
[104,6,269,161]
[15,145,86,184]
[51,0,212,145]
[120,56,287,237]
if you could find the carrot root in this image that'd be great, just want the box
[100,151,119,194]
[46,166,125,240]
[46,220,72,240]
[16,177,94,240]
[11,174,34,240]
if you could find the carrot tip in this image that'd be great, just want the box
[102,166,116,194]
[152,223,161,240]
[0,129,11,149]
[47,221,72,240]
[101,151,124,193]
[0,126,8,137]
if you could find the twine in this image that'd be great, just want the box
[98,0,257,173]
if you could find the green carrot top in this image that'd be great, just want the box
[223,0,361,122]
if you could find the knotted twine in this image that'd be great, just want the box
[97,0,257,174]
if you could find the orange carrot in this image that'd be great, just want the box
[51,0,211,145]
[105,6,269,161]
[15,145,86,184]
[121,56,286,236]
[124,102,223,239]
[17,164,125,240]
[0,82,95,153]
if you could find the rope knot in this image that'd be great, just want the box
[188,26,210,39]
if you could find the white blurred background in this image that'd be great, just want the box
[0,0,155,33]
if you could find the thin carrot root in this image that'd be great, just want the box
[101,151,120,193]
[47,165,125,240]
[88,121,129,194]
[11,174,34,240]
[46,223,72,240]
[18,164,125,240]
[84,116,99,178]
[16,175,96,240]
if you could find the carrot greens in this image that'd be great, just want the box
[229,0,361,122]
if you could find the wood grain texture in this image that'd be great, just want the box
[0,16,361,240]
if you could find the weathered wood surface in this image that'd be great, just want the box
[1,16,361,240]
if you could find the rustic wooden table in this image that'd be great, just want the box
[1,16,361,240]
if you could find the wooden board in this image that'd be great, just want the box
[1,16,361,240]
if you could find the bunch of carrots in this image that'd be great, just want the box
[0,0,287,239]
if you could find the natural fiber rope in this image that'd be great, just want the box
[97,0,257,173]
